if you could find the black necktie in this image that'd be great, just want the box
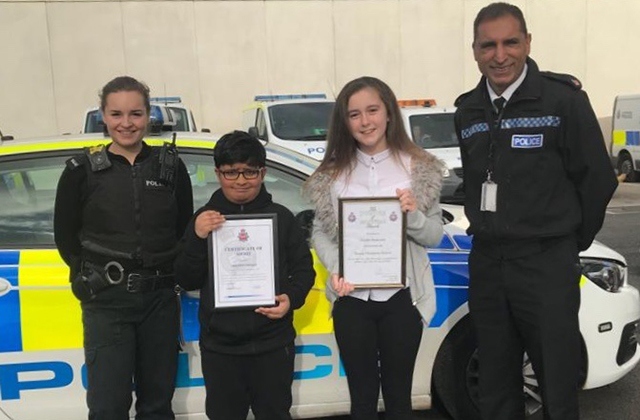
[493,97,506,114]
[493,97,506,125]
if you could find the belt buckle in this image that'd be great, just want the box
[127,273,142,292]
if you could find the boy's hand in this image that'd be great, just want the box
[331,273,355,297]
[255,294,290,319]
[396,188,417,213]
[194,210,226,239]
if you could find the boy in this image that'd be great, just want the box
[174,130,315,420]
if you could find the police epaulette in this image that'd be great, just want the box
[541,71,582,90]
[454,90,474,107]
[65,154,86,170]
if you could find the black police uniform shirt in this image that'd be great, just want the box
[454,57,617,251]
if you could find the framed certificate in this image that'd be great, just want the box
[338,197,406,288]
[208,213,279,310]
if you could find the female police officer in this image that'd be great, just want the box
[54,76,193,419]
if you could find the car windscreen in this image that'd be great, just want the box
[268,102,334,141]
[84,110,103,133]
[409,113,458,149]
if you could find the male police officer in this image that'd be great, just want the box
[454,3,617,419]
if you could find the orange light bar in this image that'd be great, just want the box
[397,98,436,107]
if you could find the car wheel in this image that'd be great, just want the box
[618,153,637,182]
[432,318,544,420]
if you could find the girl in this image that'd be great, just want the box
[304,76,443,419]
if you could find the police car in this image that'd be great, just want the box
[82,97,208,134]
[399,99,464,204]
[0,134,638,419]
[241,94,334,160]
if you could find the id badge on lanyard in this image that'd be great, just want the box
[481,100,504,213]
[480,176,497,212]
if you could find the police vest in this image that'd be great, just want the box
[80,148,179,269]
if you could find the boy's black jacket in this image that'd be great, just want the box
[175,185,315,354]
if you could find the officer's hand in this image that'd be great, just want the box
[396,188,417,213]
[331,273,354,297]
[194,210,225,239]
[255,294,290,319]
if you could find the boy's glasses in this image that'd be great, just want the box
[218,168,263,180]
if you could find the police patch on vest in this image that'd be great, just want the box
[511,134,543,149]
[145,179,167,189]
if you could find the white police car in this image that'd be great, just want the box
[82,97,208,135]
[0,134,638,419]
[399,100,464,204]
[241,94,334,161]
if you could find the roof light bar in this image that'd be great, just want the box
[150,96,182,104]
[397,98,437,107]
[254,93,327,102]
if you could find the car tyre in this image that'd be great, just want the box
[618,153,637,182]
[432,317,544,420]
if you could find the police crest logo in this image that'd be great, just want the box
[511,134,544,149]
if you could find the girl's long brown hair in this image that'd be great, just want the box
[315,76,428,179]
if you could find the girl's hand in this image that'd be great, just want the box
[331,273,355,297]
[194,210,226,239]
[396,188,417,213]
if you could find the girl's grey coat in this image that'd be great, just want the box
[305,154,444,323]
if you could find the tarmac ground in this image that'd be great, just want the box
[609,182,640,208]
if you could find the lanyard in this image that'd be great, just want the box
[483,99,506,182]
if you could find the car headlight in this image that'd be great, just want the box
[580,258,625,292]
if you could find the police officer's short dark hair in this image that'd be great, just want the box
[99,76,151,113]
[214,130,266,169]
[473,2,528,42]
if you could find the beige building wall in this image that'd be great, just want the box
[0,0,638,138]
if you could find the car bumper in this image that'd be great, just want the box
[580,279,640,389]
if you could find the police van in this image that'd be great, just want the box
[82,97,208,135]
[241,94,334,160]
[399,99,463,204]
[611,94,640,182]
[1,134,639,419]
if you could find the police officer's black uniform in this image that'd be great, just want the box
[54,142,193,420]
[454,58,617,420]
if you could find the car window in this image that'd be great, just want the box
[181,151,312,215]
[409,113,458,149]
[0,156,66,247]
[167,107,190,131]
[269,103,333,140]
[0,150,313,249]
[256,109,268,140]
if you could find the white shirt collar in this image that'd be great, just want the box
[487,62,528,105]
[356,147,392,166]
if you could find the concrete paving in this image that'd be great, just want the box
[609,182,640,208]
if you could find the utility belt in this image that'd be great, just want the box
[72,260,176,301]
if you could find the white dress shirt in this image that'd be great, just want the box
[331,148,412,302]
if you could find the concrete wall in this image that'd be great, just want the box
[0,0,638,138]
